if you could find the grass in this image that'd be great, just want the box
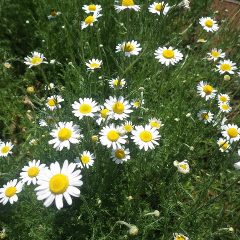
[0,0,240,239]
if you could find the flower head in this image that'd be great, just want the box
[81,13,102,29]
[197,110,214,124]
[111,148,130,164]
[217,138,231,152]
[46,95,64,111]
[0,142,13,157]
[114,0,140,12]
[82,4,102,14]
[86,58,102,70]
[24,51,47,68]
[173,160,190,174]
[75,151,95,168]
[199,17,219,32]
[197,81,217,100]
[116,41,142,57]
[221,124,240,143]
[148,2,170,15]
[217,60,237,75]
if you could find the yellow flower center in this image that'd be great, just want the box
[176,236,187,240]
[150,121,160,129]
[107,130,120,142]
[219,141,229,150]
[205,19,213,27]
[123,43,135,52]
[51,10,57,16]
[88,4,97,11]
[162,49,175,59]
[85,16,94,24]
[48,98,56,107]
[81,155,90,164]
[100,108,109,118]
[27,86,35,93]
[79,103,92,114]
[113,79,123,87]
[201,113,209,120]
[180,164,188,170]
[112,102,125,114]
[122,0,135,6]
[139,130,153,142]
[58,128,72,141]
[5,186,17,198]
[1,146,10,154]
[221,104,230,111]
[203,85,213,95]
[49,174,69,194]
[124,124,133,132]
[211,51,220,58]
[133,101,140,108]
[27,166,40,177]
[31,56,42,65]
[155,3,162,11]
[227,128,238,138]
[115,149,126,159]
[220,63,232,72]
[219,96,227,102]
[89,63,100,69]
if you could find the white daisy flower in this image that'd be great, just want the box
[75,151,94,169]
[20,160,46,185]
[81,13,102,29]
[24,51,48,68]
[99,124,127,149]
[48,122,81,151]
[111,148,130,164]
[114,0,140,12]
[218,102,232,113]
[234,161,240,170]
[218,94,230,103]
[122,121,134,133]
[45,83,55,90]
[48,9,61,20]
[72,98,99,119]
[35,160,83,210]
[207,48,225,61]
[217,138,231,152]
[0,142,13,157]
[197,81,217,100]
[82,4,102,14]
[104,96,133,120]
[221,124,240,143]
[109,77,126,89]
[199,17,219,32]
[86,58,102,70]
[197,110,214,124]
[39,119,48,127]
[131,125,160,151]
[96,106,110,125]
[173,233,189,240]
[149,118,164,129]
[154,46,183,66]
[148,2,170,15]
[116,41,142,57]
[46,95,64,111]
[173,160,190,174]
[131,99,144,108]
[217,59,237,75]
[0,179,23,205]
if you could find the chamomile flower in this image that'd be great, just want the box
[173,160,190,174]
[173,233,189,240]
[218,102,232,113]
[82,4,102,14]
[217,60,237,75]
[148,2,170,15]
[207,48,225,61]
[131,125,160,151]
[114,0,140,12]
[197,81,217,100]
[99,124,127,149]
[109,77,126,89]
[154,46,183,66]
[75,151,94,168]
[0,179,23,205]
[149,118,164,129]
[20,160,46,185]
[72,98,99,119]
[24,51,48,68]
[199,17,219,32]
[96,106,110,125]
[131,99,144,108]
[46,95,64,111]
[81,13,102,29]
[197,110,214,124]
[217,138,231,152]
[47,9,61,20]
[0,142,13,157]
[116,41,142,57]
[35,160,83,210]
[221,124,240,143]
[39,119,48,127]
[86,58,102,70]
[111,148,130,164]
[218,94,230,103]
[49,122,81,151]
[122,121,134,133]
[104,96,133,120]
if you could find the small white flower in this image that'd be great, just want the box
[217,138,231,152]
[173,160,190,174]
[234,161,240,170]
[148,2,171,15]
[86,58,102,70]
[109,77,126,89]
[217,59,237,75]
[207,48,225,61]
[173,233,189,240]
[75,151,95,168]
[81,12,102,29]
[197,110,214,124]
[24,51,48,68]
[46,95,64,111]
[218,102,232,113]
[82,4,102,14]
[199,17,219,32]
[116,40,142,57]
[221,124,240,143]
[96,106,110,125]
[111,148,130,164]
[149,118,164,129]
[218,94,230,103]
[114,0,140,12]
[48,10,61,20]
[0,142,13,157]
[121,121,134,133]
[197,81,217,101]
